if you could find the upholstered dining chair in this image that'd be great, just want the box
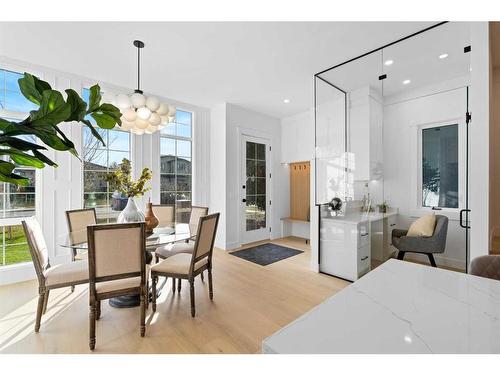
[151,213,219,317]
[152,204,175,228]
[87,222,147,350]
[22,217,89,333]
[188,206,209,241]
[392,215,448,267]
[66,208,97,262]
[470,255,500,281]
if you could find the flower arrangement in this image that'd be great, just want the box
[105,158,152,198]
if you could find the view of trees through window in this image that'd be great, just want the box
[0,68,38,266]
[82,88,131,223]
[160,110,193,223]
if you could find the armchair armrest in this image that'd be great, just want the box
[392,229,408,238]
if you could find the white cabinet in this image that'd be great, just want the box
[348,87,383,182]
[319,219,371,281]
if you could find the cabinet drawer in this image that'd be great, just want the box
[358,222,370,247]
[358,245,370,277]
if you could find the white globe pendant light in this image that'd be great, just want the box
[115,40,174,135]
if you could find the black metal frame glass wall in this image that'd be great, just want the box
[314,21,472,277]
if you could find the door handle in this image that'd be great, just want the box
[242,199,246,203]
[432,206,442,211]
[360,256,369,261]
[460,209,470,229]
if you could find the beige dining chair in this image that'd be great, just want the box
[87,222,147,350]
[152,204,175,228]
[151,213,219,317]
[188,206,209,240]
[66,208,97,262]
[22,217,89,333]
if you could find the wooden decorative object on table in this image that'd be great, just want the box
[145,198,159,234]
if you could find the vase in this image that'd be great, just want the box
[117,197,145,224]
[144,200,159,234]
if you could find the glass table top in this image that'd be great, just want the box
[58,223,196,251]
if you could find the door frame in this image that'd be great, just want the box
[239,132,272,245]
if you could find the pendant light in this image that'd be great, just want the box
[115,40,175,135]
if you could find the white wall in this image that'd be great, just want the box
[383,78,469,269]
[0,56,210,285]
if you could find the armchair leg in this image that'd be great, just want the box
[89,301,96,350]
[208,268,213,300]
[152,275,157,312]
[397,251,406,260]
[172,278,176,294]
[35,292,44,333]
[200,271,204,282]
[42,290,50,315]
[427,253,437,267]
[189,279,195,317]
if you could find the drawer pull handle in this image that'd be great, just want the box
[360,233,369,237]
[361,256,369,261]
[390,224,396,227]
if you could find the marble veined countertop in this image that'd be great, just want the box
[262,259,500,353]
[321,210,397,224]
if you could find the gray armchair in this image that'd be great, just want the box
[391,215,448,267]
[470,255,500,281]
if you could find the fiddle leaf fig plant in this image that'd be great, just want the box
[105,158,152,198]
[0,72,122,186]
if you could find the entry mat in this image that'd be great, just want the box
[230,243,303,266]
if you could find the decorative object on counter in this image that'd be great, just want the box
[327,197,343,216]
[0,73,121,186]
[104,158,152,223]
[144,198,159,234]
[114,40,176,135]
[377,201,389,213]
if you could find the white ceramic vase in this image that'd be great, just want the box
[117,197,145,223]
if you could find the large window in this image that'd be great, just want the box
[421,124,459,209]
[0,68,39,266]
[160,109,192,223]
[82,88,131,223]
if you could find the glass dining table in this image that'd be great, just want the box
[58,223,196,308]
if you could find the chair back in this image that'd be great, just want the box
[87,223,146,284]
[431,215,448,253]
[189,206,209,231]
[22,217,49,284]
[153,204,175,228]
[470,255,500,281]
[66,208,97,245]
[190,213,219,272]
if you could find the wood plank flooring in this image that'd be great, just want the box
[0,237,350,354]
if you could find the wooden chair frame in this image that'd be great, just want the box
[22,219,88,333]
[151,213,219,317]
[65,207,97,262]
[87,222,147,350]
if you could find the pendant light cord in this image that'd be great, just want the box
[137,44,141,92]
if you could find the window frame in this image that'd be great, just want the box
[416,118,466,215]
[159,108,194,222]
[0,65,43,268]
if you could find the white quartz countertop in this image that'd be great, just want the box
[321,210,397,224]
[262,259,500,353]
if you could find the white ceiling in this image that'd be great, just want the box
[0,22,436,118]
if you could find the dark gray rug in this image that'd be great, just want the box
[230,243,303,266]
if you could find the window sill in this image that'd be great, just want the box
[0,261,33,272]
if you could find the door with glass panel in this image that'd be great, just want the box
[241,135,270,244]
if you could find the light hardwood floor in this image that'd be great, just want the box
[0,237,350,354]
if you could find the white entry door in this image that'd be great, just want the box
[240,135,271,244]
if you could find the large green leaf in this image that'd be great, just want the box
[81,119,106,147]
[0,136,47,151]
[32,149,58,167]
[0,160,15,175]
[0,171,29,186]
[18,73,51,106]
[30,90,72,127]
[87,84,101,113]
[0,150,45,168]
[65,89,88,122]
[90,112,118,129]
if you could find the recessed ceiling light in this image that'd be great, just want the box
[283,99,290,104]
[384,59,394,66]
[403,79,411,85]
[439,53,449,59]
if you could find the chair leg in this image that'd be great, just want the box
[178,278,181,293]
[140,290,146,337]
[96,300,101,320]
[145,280,149,310]
[427,253,437,267]
[172,277,176,293]
[35,291,44,333]
[200,271,205,282]
[42,290,50,315]
[152,275,157,312]
[89,300,96,350]
[397,251,406,260]
[208,268,213,300]
[189,279,195,317]
[154,254,159,264]
[70,285,75,293]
